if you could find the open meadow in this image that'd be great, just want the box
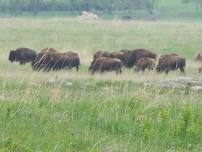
[0,18,202,151]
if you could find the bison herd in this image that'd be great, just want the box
[8,47,196,75]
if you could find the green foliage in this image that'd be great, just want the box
[0,18,201,151]
[0,0,200,18]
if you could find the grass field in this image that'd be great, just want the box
[0,18,202,152]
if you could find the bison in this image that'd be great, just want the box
[111,51,127,65]
[49,52,80,71]
[32,47,58,70]
[91,51,112,65]
[88,57,123,74]
[93,51,112,60]
[32,52,52,71]
[119,49,157,68]
[156,54,186,74]
[32,49,80,71]
[9,47,37,65]
[134,57,155,72]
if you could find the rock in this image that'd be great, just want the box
[191,86,202,91]
[157,77,202,91]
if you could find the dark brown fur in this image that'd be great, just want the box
[49,53,80,71]
[40,48,58,54]
[93,51,112,60]
[9,47,37,64]
[91,51,112,65]
[134,57,155,72]
[89,57,123,74]
[120,49,157,68]
[32,50,80,71]
[156,54,186,74]
[111,51,128,65]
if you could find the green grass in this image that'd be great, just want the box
[0,18,202,151]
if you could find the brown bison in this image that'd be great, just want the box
[88,57,123,74]
[111,51,127,65]
[93,51,112,60]
[91,51,112,65]
[49,52,80,71]
[119,49,157,68]
[156,54,186,74]
[134,57,155,72]
[9,47,37,64]
[32,51,52,71]
[32,49,80,71]
[32,47,58,70]
[32,48,57,71]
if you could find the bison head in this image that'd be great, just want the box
[9,50,17,62]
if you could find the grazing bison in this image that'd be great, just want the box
[156,54,186,74]
[32,51,52,71]
[119,49,156,68]
[32,49,80,71]
[93,51,112,60]
[88,57,123,74]
[49,52,80,71]
[9,47,37,64]
[32,47,59,70]
[111,51,127,65]
[134,57,155,72]
[91,51,112,65]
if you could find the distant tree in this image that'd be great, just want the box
[182,0,202,15]
[10,0,23,16]
[82,0,91,11]
[0,0,2,14]
[30,0,40,15]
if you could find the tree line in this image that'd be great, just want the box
[0,0,201,16]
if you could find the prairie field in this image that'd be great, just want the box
[0,18,202,152]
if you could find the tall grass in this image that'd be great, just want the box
[0,18,202,151]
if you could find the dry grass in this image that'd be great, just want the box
[0,18,202,152]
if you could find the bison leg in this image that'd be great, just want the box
[199,68,202,73]
[119,69,122,74]
[116,69,122,74]
[91,70,95,75]
[165,69,169,74]
[180,67,185,75]
[76,65,79,71]
[141,68,146,73]
[20,61,26,65]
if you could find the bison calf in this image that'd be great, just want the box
[88,57,123,74]
[134,57,155,72]
[9,47,37,65]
